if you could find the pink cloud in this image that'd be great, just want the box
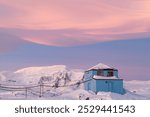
[0,0,150,47]
[0,27,150,48]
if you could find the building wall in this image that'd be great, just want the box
[96,79,124,94]
[84,70,124,94]
[84,70,96,92]
[113,70,119,78]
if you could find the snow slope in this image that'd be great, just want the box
[0,65,150,100]
[1,65,83,85]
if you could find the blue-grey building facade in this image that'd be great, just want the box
[84,67,124,94]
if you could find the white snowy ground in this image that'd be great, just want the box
[0,65,150,100]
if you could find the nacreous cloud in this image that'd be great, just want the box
[0,0,150,47]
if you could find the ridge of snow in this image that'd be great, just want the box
[8,65,84,85]
[15,65,68,75]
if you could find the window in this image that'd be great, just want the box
[97,70,104,76]
[107,71,114,77]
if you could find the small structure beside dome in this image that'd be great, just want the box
[84,63,124,94]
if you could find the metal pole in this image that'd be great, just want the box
[25,88,28,99]
[39,83,43,98]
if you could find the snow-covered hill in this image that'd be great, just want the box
[0,65,83,85]
[0,65,150,100]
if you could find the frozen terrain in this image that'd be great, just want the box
[0,65,150,100]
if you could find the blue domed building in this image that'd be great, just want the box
[84,63,124,94]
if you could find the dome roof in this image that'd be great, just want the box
[88,63,116,70]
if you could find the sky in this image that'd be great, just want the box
[0,0,150,80]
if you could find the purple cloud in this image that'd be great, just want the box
[0,31,26,52]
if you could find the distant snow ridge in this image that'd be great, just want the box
[14,65,84,86]
[15,65,68,76]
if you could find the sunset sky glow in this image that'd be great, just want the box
[0,0,150,80]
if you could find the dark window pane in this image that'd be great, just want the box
[107,71,113,77]
[97,70,104,76]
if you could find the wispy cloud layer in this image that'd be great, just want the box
[0,0,150,48]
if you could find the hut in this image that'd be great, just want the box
[84,63,124,94]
